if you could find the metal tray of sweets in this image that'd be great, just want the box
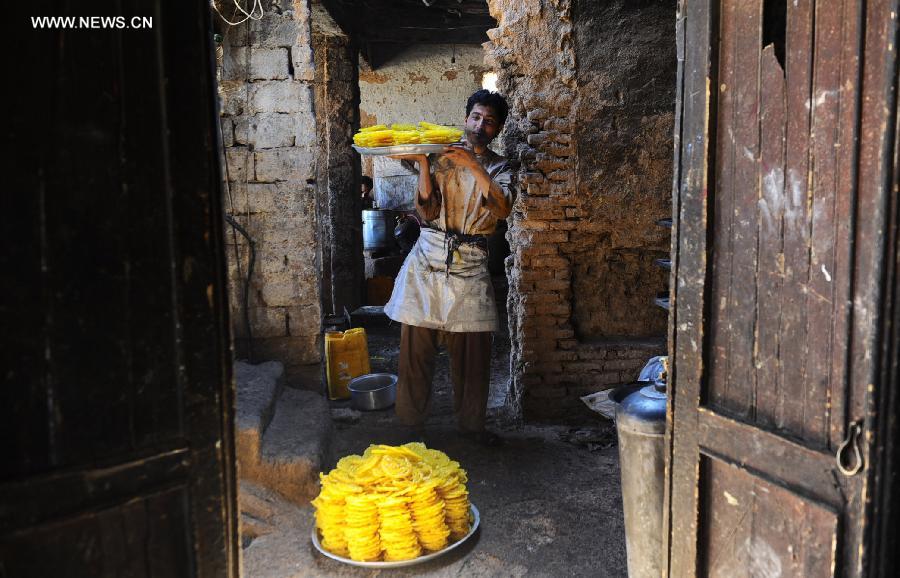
[352,143,457,156]
[311,503,480,568]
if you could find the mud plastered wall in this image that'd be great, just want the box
[217,2,322,379]
[486,0,673,420]
[571,0,673,339]
[358,44,488,210]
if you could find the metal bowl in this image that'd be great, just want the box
[348,373,397,411]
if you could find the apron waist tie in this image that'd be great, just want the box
[440,230,488,276]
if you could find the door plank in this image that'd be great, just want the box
[708,0,737,413]
[779,0,814,435]
[827,0,862,450]
[755,45,786,429]
[699,455,838,577]
[118,1,184,450]
[667,0,715,574]
[805,0,844,447]
[723,0,762,418]
[697,407,843,508]
[0,488,192,578]
[0,448,189,532]
[699,455,753,577]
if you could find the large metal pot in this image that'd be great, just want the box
[348,373,397,411]
[362,209,395,251]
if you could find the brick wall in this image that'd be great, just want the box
[217,2,322,379]
[486,0,672,420]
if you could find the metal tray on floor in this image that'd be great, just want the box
[311,504,480,568]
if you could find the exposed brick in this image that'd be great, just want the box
[548,220,579,230]
[534,157,569,173]
[547,169,573,182]
[516,219,550,230]
[526,362,563,374]
[528,386,567,399]
[535,303,570,316]
[524,290,562,303]
[562,361,605,373]
[526,132,548,146]
[525,209,566,221]
[520,269,555,283]
[520,244,558,258]
[602,358,646,371]
[527,108,550,123]
[534,279,571,292]
[576,348,608,361]
[523,230,569,244]
[546,144,574,157]
[530,256,569,269]
[526,182,549,196]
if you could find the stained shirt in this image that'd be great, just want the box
[415,147,514,235]
[384,148,515,332]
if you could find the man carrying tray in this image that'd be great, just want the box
[385,90,513,446]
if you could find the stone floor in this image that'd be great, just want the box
[240,313,628,577]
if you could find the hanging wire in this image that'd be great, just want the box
[211,0,264,26]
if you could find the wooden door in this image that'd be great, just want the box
[1,1,239,576]
[666,0,899,576]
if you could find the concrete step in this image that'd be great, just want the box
[235,360,284,479]
[236,360,333,505]
[257,387,333,504]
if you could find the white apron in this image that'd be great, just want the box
[384,227,498,333]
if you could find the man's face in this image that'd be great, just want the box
[464,103,501,148]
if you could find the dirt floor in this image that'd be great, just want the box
[242,279,629,577]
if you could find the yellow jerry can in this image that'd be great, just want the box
[324,327,371,400]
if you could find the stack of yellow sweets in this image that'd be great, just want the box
[311,443,472,562]
[352,122,464,148]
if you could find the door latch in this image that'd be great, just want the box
[836,420,864,477]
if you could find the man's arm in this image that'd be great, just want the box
[441,148,512,219]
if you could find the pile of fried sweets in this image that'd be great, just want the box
[312,443,471,562]
[352,122,463,148]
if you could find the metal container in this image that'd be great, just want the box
[614,379,667,578]
[348,373,397,411]
[362,209,395,251]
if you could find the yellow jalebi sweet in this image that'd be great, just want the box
[352,122,463,149]
[312,443,471,562]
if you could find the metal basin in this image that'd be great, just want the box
[348,373,397,411]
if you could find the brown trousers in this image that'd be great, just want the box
[395,324,492,433]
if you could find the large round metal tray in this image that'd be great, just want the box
[352,143,454,156]
[311,504,480,568]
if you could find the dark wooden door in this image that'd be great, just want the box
[1,2,239,576]
[666,0,898,576]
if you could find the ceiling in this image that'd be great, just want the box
[315,0,495,68]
